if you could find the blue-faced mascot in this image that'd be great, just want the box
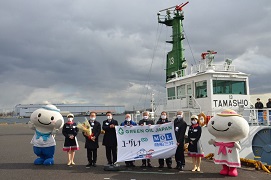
[28,105,64,165]
[207,109,249,177]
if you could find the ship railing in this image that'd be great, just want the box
[190,62,235,74]
[242,108,271,126]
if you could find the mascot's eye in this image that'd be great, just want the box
[38,113,41,117]
[51,116,54,120]
[228,122,232,126]
[211,121,214,125]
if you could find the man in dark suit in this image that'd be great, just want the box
[138,111,154,168]
[83,112,101,168]
[102,111,119,165]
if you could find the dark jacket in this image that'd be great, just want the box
[156,118,170,125]
[83,120,101,149]
[102,119,118,147]
[267,101,271,108]
[174,117,187,144]
[62,122,78,138]
[188,124,202,144]
[138,118,154,126]
[255,102,264,112]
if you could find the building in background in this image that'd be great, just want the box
[15,104,125,117]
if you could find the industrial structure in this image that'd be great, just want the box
[15,104,125,117]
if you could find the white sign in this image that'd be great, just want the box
[115,122,177,162]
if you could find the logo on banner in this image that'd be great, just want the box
[153,133,174,147]
[134,148,155,159]
[118,127,124,135]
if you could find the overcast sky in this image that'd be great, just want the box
[0,0,271,111]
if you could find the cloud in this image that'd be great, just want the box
[0,0,270,110]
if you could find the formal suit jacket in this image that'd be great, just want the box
[102,119,118,147]
[83,120,101,149]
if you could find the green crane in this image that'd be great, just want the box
[158,1,189,82]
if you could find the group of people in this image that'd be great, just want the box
[255,98,271,124]
[61,110,204,171]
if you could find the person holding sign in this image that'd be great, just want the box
[102,111,119,166]
[156,111,172,169]
[83,112,101,168]
[174,111,187,171]
[138,111,154,168]
[120,114,137,167]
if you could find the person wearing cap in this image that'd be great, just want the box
[156,111,172,169]
[187,115,204,172]
[255,98,264,124]
[62,113,79,166]
[266,98,271,121]
[120,114,137,167]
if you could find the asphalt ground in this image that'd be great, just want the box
[0,124,270,180]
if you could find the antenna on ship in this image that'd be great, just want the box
[157,1,189,82]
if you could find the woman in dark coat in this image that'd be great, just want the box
[188,115,204,172]
[62,113,79,165]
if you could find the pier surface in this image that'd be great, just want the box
[0,124,270,180]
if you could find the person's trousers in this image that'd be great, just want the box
[175,144,185,166]
[142,159,151,164]
[159,157,172,166]
[87,148,97,164]
[105,146,117,164]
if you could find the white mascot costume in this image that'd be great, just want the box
[28,105,64,165]
[207,109,249,177]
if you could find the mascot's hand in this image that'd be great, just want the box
[52,129,59,135]
[28,121,36,130]
[208,139,216,145]
[234,142,241,150]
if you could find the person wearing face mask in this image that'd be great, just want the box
[102,111,119,166]
[120,114,137,167]
[138,111,154,167]
[156,111,172,169]
[62,113,79,166]
[173,111,187,170]
[84,112,101,168]
[187,115,204,172]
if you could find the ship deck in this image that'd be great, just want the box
[0,124,270,180]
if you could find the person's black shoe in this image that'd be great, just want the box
[167,165,172,169]
[159,165,164,168]
[92,163,96,167]
[130,163,135,167]
[85,163,91,168]
[125,163,130,167]
[147,163,153,168]
[141,163,146,167]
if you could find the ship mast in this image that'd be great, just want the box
[157,1,189,82]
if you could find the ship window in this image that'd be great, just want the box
[213,80,246,94]
[177,85,185,99]
[195,81,207,98]
[167,87,176,100]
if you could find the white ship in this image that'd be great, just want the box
[154,2,271,165]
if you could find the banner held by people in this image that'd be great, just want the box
[116,122,177,162]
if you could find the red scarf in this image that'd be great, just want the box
[67,121,73,125]
[192,124,198,128]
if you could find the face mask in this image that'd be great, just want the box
[125,118,131,121]
[161,115,166,119]
[90,117,96,121]
[191,120,197,125]
[107,116,112,120]
[143,116,148,120]
[177,115,182,119]
[68,118,73,121]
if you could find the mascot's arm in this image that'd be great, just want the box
[208,139,216,146]
[28,121,36,130]
[52,128,59,135]
[234,142,241,150]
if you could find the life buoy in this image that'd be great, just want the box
[263,110,267,121]
[198,112,207,127]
